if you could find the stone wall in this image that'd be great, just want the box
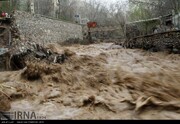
[15,11,83,44]
[123,30,180,54]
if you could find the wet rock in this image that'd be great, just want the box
[172,48,179,54]
[35,52,46,59]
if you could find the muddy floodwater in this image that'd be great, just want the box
[0,43,180,120]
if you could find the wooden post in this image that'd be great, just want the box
[87,22,97,43]
[8,29,11,47]
[5,53,10,71]
[88,27,92,43]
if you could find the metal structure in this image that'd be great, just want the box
[123,14,180,54]
[125,17,161,39]
[86,22,97,43]
[125,12,180,39]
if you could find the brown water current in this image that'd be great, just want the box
[0,43,180,119]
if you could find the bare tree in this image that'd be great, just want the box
[15,0,31,12]
[109,1,128,36]
[34,0,54,16]
[56,0,78,21]
[129,0,180,17]
[83,0,102,21]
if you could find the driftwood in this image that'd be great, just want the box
[7,43,68,71]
